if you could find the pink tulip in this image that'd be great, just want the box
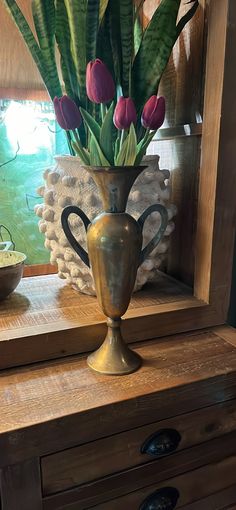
[53,95,82,130]
[113,97,137,130]
[86,59,115,104]
[141,96,165,130]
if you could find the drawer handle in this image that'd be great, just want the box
[141,429,181,457]
[139,487,179,510]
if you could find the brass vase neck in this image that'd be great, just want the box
[83,166,146,212]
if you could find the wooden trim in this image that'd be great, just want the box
[0,458,42,510]
[195,0,236,317]
[23,264,57,277]
[0,326,236,467]
[0,87,50,102]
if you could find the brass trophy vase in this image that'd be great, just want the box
[61,166,168,375]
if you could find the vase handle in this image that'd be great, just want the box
[138,204,168,267]
[61,205,91,268]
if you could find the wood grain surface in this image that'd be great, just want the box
[45,441,236,510]
[1,271,216,371]
[0,458,42,510]
[41,399,236,495]
[88,454,236,510]
[0,326,235,469]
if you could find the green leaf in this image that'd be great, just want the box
[100,102,115,165]
[72,141,90,165]
[90,135,110,166]
[89,135,102,166]
[116,124,137,166]
[80,108,101,144]
[86,0,100,61]
[99,0,109,22]
[124,123,137,165]
[64,0,87,107]
[55,0,78,99]
[132,0,198,116]
[32,0,55,52]
[134,11,143,56]
[135,131,156,165]
[80,109,110,166]
[120,0,134,96]
[2,0,62,99]
[107,0,122,88]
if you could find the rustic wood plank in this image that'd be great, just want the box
[0,458,42,510]
[41,399,236,495]
[0,328,236,467]
[0,272,224,370]
[180,485,236,510]
[23,264,57,277]
[44,438,236,510]
[195,0,236,316]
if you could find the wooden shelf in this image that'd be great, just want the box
[0,271,210,370]
[0,324,236,468]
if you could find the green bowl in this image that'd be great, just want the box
[0,251,26,301]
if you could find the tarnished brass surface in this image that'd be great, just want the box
[87,318,141,375]
[62,165,168,375]
[87,212,142,319]
[84,165,145,213]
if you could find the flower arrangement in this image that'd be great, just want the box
[4,0,198,166]
[53,60,166,166]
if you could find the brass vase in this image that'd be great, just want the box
[61,166,168,375]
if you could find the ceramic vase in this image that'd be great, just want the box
[35,156,176,295]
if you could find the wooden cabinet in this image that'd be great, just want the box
[0,1,236,509]
[0,326,236,509]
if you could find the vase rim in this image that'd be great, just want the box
[54,154,82,163]
[82,165,147,173]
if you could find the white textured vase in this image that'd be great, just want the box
[35,155,177,295]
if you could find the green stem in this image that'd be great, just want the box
[101,103,107,123]
[119,129,125,153]
[142,127,151,145]
[66,131,74,155]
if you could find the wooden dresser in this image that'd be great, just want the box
[0,325,236,509]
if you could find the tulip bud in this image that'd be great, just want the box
[141,96,165,130]
[86,59,115,104]
[53,95,82,130]
[113,97,137,130]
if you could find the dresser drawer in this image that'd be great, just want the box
[88,455,236,510]
[41,399,236,495]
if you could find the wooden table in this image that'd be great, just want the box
[0,321,236,509]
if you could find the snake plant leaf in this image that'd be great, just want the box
[32,0,55,52]
[100,102,115,165]
[2,0,62,99]
[32,0,62,100]
[55,0,78,100]
[176,0,199,38]
[64,0,87,108]
[86,0,100,62]
[120,0,134,97]
[99,0,109,23]
[132,0,198,116]
[134,11,143,56]
[106,0,122,88]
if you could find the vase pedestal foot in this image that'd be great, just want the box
[87,318,142,375]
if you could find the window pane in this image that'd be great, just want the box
[0,99,67,265]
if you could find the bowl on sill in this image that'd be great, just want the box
[0,251,26,301]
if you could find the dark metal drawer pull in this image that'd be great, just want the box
[139,487,179,510]
[141,429,181,457]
